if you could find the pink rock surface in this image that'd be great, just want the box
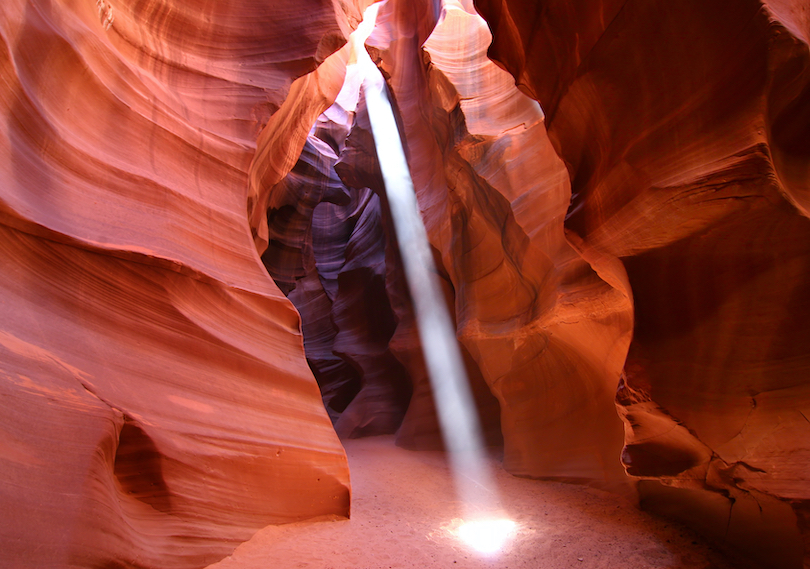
[475,0,810,565]
[0,0,350,566]
[369,0,633,487]
[4,0,810,566]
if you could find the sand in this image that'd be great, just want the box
[208,436,743,569]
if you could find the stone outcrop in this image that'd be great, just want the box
[0,1,351,567]
[3,0,810,567]
[474,0,810,566]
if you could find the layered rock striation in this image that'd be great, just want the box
[260,104,414,437]
[255,0,634,485]
[3,0,810,567]
[0,0,352,567]
[475,0,810,566]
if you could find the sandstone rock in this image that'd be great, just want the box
[475,0,810,565]
[0,0,350,566]
[368,0,633,487]
[5,0,810,566]
[263,0,633,485]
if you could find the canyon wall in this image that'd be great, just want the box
[257,0,810,565]
[474,0,810,566]
[3,0,810,567]
[255,0,635,491]
[372,0,635,487]
[0,1,352,567]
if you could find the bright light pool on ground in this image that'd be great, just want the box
[457,519,518,554]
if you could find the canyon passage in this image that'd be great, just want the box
[1,0,809,568]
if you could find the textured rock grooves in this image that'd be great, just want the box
[0,0,353,567]
[2,0,810,568]
[253,0,633,484]
[473,0,810,567]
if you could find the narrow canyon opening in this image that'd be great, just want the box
[255,1,508,450]
[3,0,809,567]
[243,1,758,567]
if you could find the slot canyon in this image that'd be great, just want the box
[1,0,809,567]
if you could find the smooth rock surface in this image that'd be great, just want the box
[475,0,810,565]
[0,0,351,566]
[374,0,634,488]
[4,0,810,567]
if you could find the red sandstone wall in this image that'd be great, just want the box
[4,0,810,566]
[254,0,634,489]
[370,0,634,488]
[0,1,351,566]
[474,0,810,566]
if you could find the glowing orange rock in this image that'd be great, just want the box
[0,0,350,566]
[475,0,810,565]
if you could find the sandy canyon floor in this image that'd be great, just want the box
[208,436,745,569]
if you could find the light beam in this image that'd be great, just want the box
[458,519,517,554]
[345,1,515,553]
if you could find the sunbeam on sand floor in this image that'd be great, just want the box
[207,436,743,569]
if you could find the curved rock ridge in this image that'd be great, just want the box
[255,0,632,473]
[423,0,544,137]
[261,0,631,478]
[475,0,810,565]
[367,0,633,486]
[1,0,352,567]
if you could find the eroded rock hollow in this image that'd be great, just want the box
[1,0,809,567]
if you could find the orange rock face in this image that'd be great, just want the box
[374,0,634,487]
[259,0,633,486]
[475,0,810,566]
[4,0,810,567]
[0,0,351,567]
